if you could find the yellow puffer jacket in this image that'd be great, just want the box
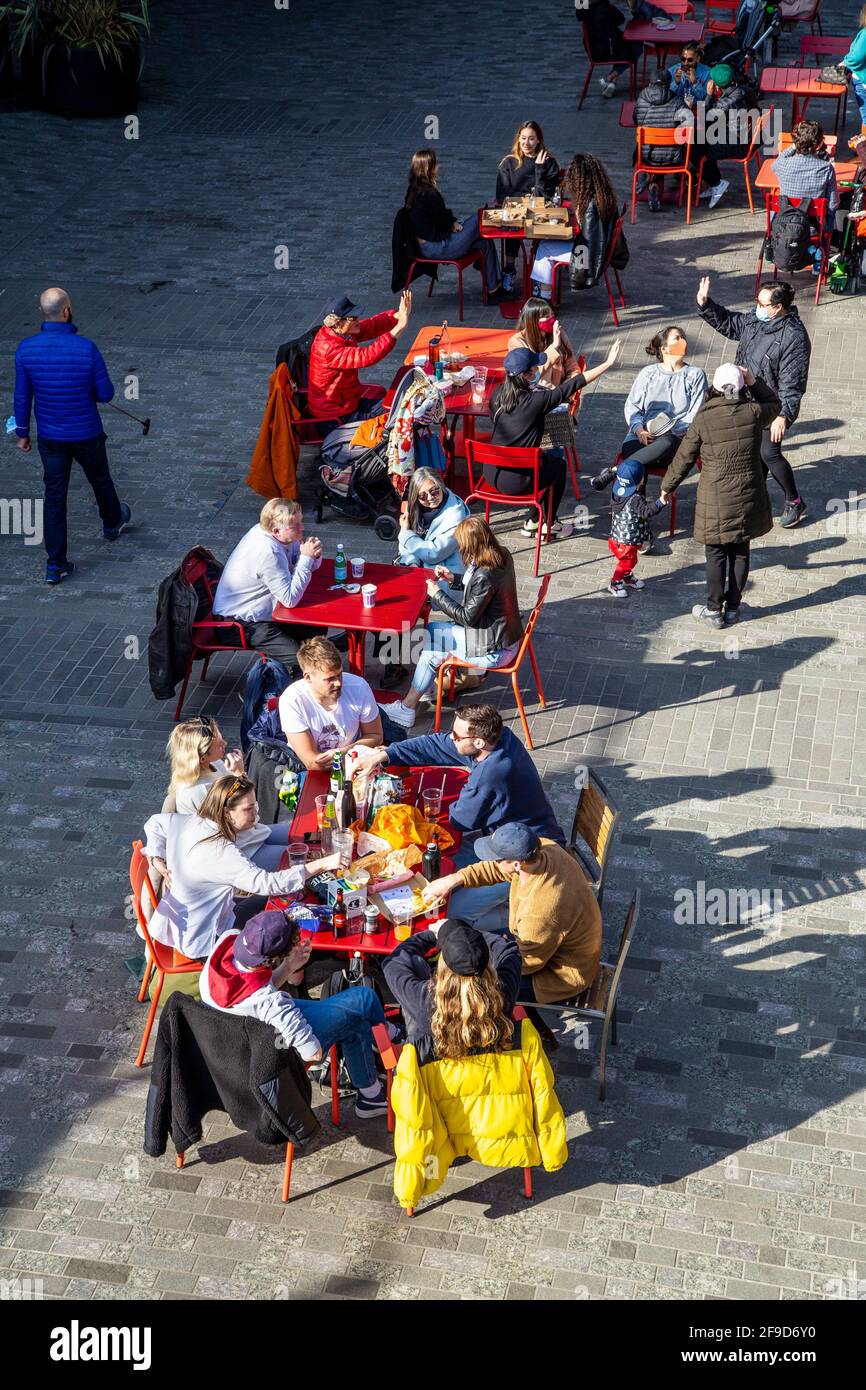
[391,1018,568,1209]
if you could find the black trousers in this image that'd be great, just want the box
[484,449,567,522]
[620,432,680,473]
[705,541,750,613]
[242,620,326,667]
[760,429,799,504]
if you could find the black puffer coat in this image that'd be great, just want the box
[699,296,811,423]
[660,382,780,545]
[634,81,687,167]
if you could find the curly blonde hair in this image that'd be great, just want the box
[430,959,514,1061]
[166,718,222,795]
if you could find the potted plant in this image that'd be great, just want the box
[0,0,62,106]
[43,0,150,116]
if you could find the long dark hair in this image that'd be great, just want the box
[405,467,446,534]
[492,372,532,419]
[406,148,439,207]
[562,153,618,220]
[515,296,554,353]
[645,325,687,361]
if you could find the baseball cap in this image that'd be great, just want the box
[504,347,547,377]
[233,911,293,969]
[712,362,745,393]
[322,294,362,320]
[438,918,490,977]
[474,822,540,862]
[612,457,645,501]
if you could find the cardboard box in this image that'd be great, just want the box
[325,876,368,918]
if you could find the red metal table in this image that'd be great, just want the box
[759,66,847,131]
[274,762,469,957]
[273,557,431,676]
[623,18,704,75]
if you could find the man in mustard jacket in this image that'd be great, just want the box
[424,823,602,1004]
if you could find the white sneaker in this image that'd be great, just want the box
[521,516,540,536]
[708,180,730,210]
[601,80,617,99]
[608,581,628,598]
[379,699,415,729]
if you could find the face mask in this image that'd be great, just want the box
[755,305,771,320]
[664,340,688,359]
[527,369,542,386]
[538,317,556,334]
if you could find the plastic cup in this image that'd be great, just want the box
[361,584,377,609]
[471,365,488,407]
[314,795,329,830]
[421,788,442,822]
[392,902,413,941]
[288,842,308,869]
[331,830,354,868]
[351,557,365,580]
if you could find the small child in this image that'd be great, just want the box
[595,457,666,597]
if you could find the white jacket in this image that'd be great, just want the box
[212,524,321,623]
[174,762,270,854]
[142,812,303,961]
[198,930,320,1060]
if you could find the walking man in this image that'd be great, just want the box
[13,287,131,584]
[696,275,811,528]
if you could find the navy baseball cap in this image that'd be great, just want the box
[323,294,362,320]
[233,911,293,969]
[612,457,644,501]
[474,822,540,862]
[504,347,547,377]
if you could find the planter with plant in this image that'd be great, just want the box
[0,0,150,114]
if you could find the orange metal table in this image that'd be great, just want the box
[759,66,847,130]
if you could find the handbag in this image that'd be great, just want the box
[541,406,577,451]
[818,63,849,85]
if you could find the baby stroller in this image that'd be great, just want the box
[314,367,447,541]
[704,0,782,79]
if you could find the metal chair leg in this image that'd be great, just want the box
[282,1142,294,1202]
[136,969,164,1068]
[513,673,533,750]
[523,1167,533,1200]
[527,639,546,707]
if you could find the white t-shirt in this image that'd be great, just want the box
[278,673,379,752]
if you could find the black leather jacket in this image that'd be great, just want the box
[431,551,522,657]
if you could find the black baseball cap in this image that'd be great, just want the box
[323,294,362,320]
[438,918,490,977]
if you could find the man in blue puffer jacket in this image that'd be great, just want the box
[14,287,131,584]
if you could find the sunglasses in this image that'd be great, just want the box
[417,487,442,501]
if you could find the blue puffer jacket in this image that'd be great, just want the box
[14,322,114,442]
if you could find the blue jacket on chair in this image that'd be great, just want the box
[14,321,114,442]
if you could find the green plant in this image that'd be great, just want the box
[53,1,150,62]
[0,1,63,55]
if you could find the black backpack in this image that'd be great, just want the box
[768,197,813,272]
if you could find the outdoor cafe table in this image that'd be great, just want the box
[754,157,859,199]
[480,202,577,302]
[273,557,431,677]
[268,763,469,957]
[396,324,509,460]
[623,18,704,72]
[759,66,848,131]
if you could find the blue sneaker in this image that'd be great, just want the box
[45,561,75,585]
[354,1085,389,1119]
[103,502,131,541]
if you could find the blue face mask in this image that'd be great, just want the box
[527,368,542,386]
[755,305,771,321]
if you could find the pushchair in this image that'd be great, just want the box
[314,367,447,541]
[704,0,782,79]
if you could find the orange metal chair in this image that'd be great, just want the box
[577,22,636,110]
[129,841,203,1068]
[374,1010,535,1216]
[631,126,694,224]
[694,107,775,215]
[432,573,551,750]
[175,1043,340,1202]
[173,552,251,721]
[754,193,832,305]
[465,440,554,577]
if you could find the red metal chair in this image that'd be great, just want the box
[631,126,694,224]
[577,23,636,111]
[432,574,551,750]
[799,34,847,63]
[175,1043,340,1202]
[173,552,251,721]
[130,841,203,1068]
[465,440,554,578]
[550,212,627,327]
[131,844,161,1004]
[694,107,775,215]
[754,193,831,305]
[405,210,490,323]
[373,1010,535,1216]
[704,0,739,35]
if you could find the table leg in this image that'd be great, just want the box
[346,630,365,676]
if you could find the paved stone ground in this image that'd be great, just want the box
[0,0,865,1302]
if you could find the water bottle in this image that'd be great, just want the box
[334,544,347,584]
[552,186,562,208]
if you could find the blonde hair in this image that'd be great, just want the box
[166,718,222,794]
[430,959,514,1061]
[297,636,343,674]
[260,498,301,532]
[197,774,255,844]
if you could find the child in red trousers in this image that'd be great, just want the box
[601,456,666,597]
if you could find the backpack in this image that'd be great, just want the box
[240,656,292,755]
[768,198,813,272]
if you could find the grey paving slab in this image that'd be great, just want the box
[0,0,864,1302]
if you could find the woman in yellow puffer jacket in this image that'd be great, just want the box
[382,919,568,1210]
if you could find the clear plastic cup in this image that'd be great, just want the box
[288,842,308,869]
[315,795,329,830]
[421,788,442,821]
[471,365,488,407]
[392,902,413,941]
[331,830,354,868]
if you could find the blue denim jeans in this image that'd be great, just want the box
[410,621,519,695]
[447,838,511,934]
[37,432,122,565]
[852,78,866,127]
[418,212,500,292]
[249,823,291,870]
[294,986,385,1088]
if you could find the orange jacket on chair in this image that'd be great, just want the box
[245,363,301,500]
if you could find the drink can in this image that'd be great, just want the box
[363,905,380,934]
